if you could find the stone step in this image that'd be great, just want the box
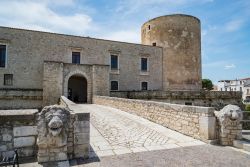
[233,140,250,152]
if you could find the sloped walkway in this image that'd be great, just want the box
[80,104,205,157]
[19,104,250,167]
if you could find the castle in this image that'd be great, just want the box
[0,14,203,108]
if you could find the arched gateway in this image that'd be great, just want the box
[68,75,87,103]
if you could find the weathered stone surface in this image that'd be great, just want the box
[214,105,243,146]
[110,91,242,111]
[37,105,70,163]
[199,116,216,140]
[142,14,201,90]
[14,136,36,148]
[93,96,215,142]
[17,147,35,157]
[2,134,12,141]
[0,145,7,151]
[13,126,37,137]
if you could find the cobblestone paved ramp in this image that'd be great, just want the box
[81,104,205,157]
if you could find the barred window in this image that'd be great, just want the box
[141,82,148,90]
[111,81,118,90]
[4,74,13,86]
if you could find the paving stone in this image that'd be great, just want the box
[95,150,115,157]
[113,148,132,155]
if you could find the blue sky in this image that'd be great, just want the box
[0,0,249,84]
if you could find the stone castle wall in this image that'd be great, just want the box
[93,96,217,142]
[0,88,42,109]
[0,109,38,158]
[0,98,90,160]
[0,26,163,93]
[110,90,242,110]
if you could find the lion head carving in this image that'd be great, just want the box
[37,105,70,148]
[214,104,243,124]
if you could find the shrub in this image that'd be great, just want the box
[245,104,250,111]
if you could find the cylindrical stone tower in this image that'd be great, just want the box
[141,14,202,90]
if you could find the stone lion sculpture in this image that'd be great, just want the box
[214,104,243,125]
[214,104,243,145]
[37,105,70,151]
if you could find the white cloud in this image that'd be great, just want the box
[116,0,214,15]
[101,30,140,43]
[225,19,244,32]
[224,64,236,70]
[0,0,93,35]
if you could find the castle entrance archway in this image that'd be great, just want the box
[68,75,87,103]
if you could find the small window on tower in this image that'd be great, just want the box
[148,25,150,30]
[152,42,156,46]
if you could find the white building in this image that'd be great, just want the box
[217,78,250,102]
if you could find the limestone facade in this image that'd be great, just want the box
[0,24,163,107]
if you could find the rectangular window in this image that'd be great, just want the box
[4,74,13,86]
[185,102,192,106]
[111,81,118,91]
[0,45,6,67]
[72,52,80,64]
[240,87,242,92]
[141,58,148,71]
[111,55,118,70]
[141,82,148,90]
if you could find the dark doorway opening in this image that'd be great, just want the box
[68,75,87,103]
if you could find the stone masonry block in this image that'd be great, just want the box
[14,136,36,148]
[75,113,90,121]
[13,126,37,137]
[199,116,216,140]
[2,134,12,142]
[74,133,89,145]
[0,145,7,152]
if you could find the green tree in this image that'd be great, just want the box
[202,79,213,90]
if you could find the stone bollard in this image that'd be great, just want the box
[214,105,243,146]
[37,105,70,163]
